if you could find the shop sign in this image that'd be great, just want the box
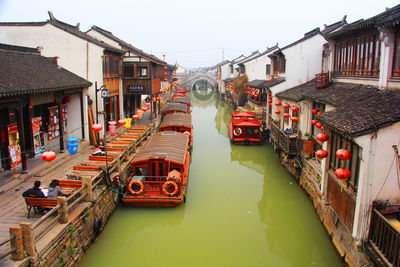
[128,85,145,93]
[7,123,22,169]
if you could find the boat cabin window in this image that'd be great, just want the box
[135,167,148,179]
[150,160,165,181]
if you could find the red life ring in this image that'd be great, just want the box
[128,180,144,195]
[233,127,242,136]
[162,181,179,196]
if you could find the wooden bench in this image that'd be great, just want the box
[59,179,83,189]
[24,198,57,218]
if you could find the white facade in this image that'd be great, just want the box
[218,62,232,94]
[0,23,118,138]
[243,49,278,81]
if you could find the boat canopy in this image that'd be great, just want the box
[172,96,191,105]
[161,103,188,115]
[232,112,255,118]
[231,115,261,127]
[132,131,189,165]
[159,113,192,129]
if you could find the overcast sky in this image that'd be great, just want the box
[0,0,398,68]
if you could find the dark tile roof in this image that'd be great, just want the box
[276,80,400,137]
[0,44,91,97]
[316,90,400,138]
[89,26,166,64]
[328,4,400,38]
[223,78,235,83]
[263,78,286,88]
[247,80,266,88]
[236,51,259,65]
[280,28,322,51]
[321,16,347,35]
[240,45,279,64]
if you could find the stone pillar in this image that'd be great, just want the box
[9,226,24,261]
[83,176,93,202]
[20,223,36,259]
[57,196,68,223]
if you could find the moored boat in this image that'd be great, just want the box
[229,112,262,145]
[122,131,190,207]
[161,103,190,117]
[159,113,193,148]
[172,96,191,111]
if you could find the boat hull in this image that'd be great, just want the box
[122,194,185,207]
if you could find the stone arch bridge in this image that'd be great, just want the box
[176,73,217,91]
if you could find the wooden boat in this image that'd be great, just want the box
[159,113,193,148]
[229,112,262,145]
[173,92,186,99]
[172,96,191,110]
[161,103,189,117]
[122,131,190,207]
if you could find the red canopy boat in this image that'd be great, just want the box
[172,96,191,110]
[159,113,193,148]
[161,103,190,116]
[122,131,190,207]
[229,112,262,145]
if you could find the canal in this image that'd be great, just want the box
[80,90,343,267]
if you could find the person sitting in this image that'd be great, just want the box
[22,180,46,198]
[47,179,68,199]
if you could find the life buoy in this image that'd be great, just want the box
[233,127,242,136]
[162,181,179,196]
[128,180,144,195]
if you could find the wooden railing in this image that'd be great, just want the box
[368,208,400,266]
[270,121,298,155]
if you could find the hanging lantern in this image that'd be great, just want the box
[335,168,351,180]
[137,109,144,119]
[108,121,117,136]
[317,111,322,115]
[54,98,59,105]
[291,116,299,122]
[268,99,272,103]
[316,150,328,159]
[311,120,318,125]
[283,113,290,118]
[274,110,281,114]
[124,118,132,129]
[291,106,300,112]
[132,114,139,120]
[63,96,71,103]
[42,151,56,162]
[283,104,291,109]
[275,102,282,106]
[312,109,319,115]
[163,78,168,82]
[336,149,352,160]
[163,72,168,76]
[315,122,322,128]
[118,119,126,126]
[320,126,325,131]
[66,137,79,155]
[269,103,272,106]
[163,66,168,70]
[316,133,329,142]
[156,96,160,101]
[92,124,102,132]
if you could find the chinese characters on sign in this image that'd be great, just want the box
[128,85,145,93]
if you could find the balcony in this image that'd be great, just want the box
[270,121,298,155]
[367,208,400,266]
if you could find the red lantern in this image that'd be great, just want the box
[163,72,168,76]
[283,104,291,109]
[145,103,151,108]
[335,168,351,180]
[92,124,102,132]
[156,96,160,101]
[315,122,322,128]
[311,120,318,125]
[54,99,59,105]
[63,96,71,103]
[291,106,300,112]
[274,110,281,114]
[162,78,167,82]
[283,113,290,118]
[336,149,352,160]
[312,109,319,115]
[42,151,56,162]
[268,93,272,97]
[316,133,329,142]
[275,102,282,106]
[163,66,168,70]
[132,114,139,120]
[316,150,328,159]
[317,111,322,115]
[118,119,126,126]
[291,116,299,122]
[268,99,272,103]
[269,103,272,106]
[320,126,325,131]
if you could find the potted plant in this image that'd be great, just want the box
[304,131,311,140]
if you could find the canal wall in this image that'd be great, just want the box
[278,153,372,266]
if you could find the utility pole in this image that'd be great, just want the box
[222,48,225,62]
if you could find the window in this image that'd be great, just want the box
[333,33,380,77]
[329,133,361,192]
[124,65,134,78]
[270,53,286,74]
[103,55,120,76]
[230,65,233,74]
[138,66,148,78]
[392,31,400,77]
[266,64,271,75]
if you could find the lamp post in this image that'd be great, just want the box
[95,82,108,124]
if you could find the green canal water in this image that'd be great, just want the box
[80,91,343,267]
